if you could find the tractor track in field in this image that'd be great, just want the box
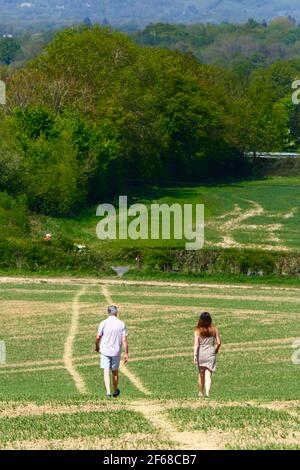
[2,434,168,450]
[5,286,300,301]
[0,357,292,376]
[205,200,297,252]
[119,364,151,396]
[1,399,299,419]
[1,276,300,292]
[0,351,291,375]
[100,285,113,305]
[1,399,300,450]
[106,290,300,304]
[1,336,297,374]
[63,287,88,394]
[130,401,221,450]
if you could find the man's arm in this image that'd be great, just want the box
[96,322,104,353]
[122,337,129,363]
[95,335,101,353]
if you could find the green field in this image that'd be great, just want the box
[32,176,300,252]
[0,277,300,449]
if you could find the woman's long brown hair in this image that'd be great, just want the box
[195,312,216,338]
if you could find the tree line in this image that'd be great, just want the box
[0,25,300,217]
[133,18,300,76]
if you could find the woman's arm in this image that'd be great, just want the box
[193,331,199,364]
[215,328,221,354]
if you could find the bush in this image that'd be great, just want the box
[127,247,300,277]
[0,239,106,273]
[0,240,299,277]
[0,192,29,239]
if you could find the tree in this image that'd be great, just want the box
[0,115,22,192]
[83,17,92,28]
[0,38,21,65]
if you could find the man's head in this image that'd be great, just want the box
[107,305,118,316]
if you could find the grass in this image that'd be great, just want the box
[167,406,300,432]
[0,277,300,449]
[167,406,300,450]
[0,410,156,444]
[29,176,300,252]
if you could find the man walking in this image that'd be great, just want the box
[95,305,128,398]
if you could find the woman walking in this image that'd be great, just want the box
[194,312,221,398]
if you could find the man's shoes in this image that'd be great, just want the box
[113,389,120,398]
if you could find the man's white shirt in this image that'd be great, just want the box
[98,316,128,357]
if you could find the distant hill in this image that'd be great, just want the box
[1,1,300,30]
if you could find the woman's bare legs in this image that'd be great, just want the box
[198,368,205,397]
[204,369,212,397]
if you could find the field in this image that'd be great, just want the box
[1,276,300,450]
[33,176,300,252]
